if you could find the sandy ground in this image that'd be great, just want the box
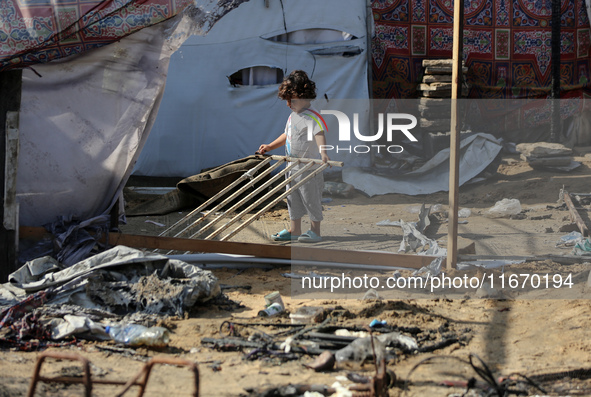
[3,153,591,397]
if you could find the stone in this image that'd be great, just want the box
[516,142,573,158]
[423,74,453,83]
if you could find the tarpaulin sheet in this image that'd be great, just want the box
[342,132,503,196]
[16,2,245,227]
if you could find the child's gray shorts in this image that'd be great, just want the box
[286,171,324,222]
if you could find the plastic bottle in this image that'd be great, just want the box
[105,324,170,347]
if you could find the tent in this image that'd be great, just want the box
[0,1,246,229]
[133,0,373,177]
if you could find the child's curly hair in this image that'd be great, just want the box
[278,70,317,100]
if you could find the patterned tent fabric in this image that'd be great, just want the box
[371,0,591,100]
[0,0,196,72]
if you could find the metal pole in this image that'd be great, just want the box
[550,0,561,142]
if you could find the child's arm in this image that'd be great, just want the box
[258,133,287,154]
[314,131,330,163]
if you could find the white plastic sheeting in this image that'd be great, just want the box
[17,13,195,227]
[134,0,371,177]
[343,133,503,196]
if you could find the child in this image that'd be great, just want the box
[258,70,330,243]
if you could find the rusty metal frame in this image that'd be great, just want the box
[28,351,199,397]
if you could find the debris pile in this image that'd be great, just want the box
[202,302,471,396]
[0,245,220,350]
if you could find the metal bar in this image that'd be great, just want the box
[221,162,331,241]
[158,156,274,238]
[188,160,306,240]
[28,351,92,397]
[171,158,290,240]
[267,154,343,167]
[203,161,317,240]
[116,356,200,397]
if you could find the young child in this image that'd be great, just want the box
[258,70,330,243]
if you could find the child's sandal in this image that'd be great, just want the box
[298,230,322,243]
[271,229,299,241]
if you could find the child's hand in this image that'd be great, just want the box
[321,152,331,166]
[258,144,270,154]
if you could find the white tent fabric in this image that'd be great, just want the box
[133,0,371,177]
[17,12,195,227]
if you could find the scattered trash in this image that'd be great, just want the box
[303,350,335,372]
[290,306,324,324]
[335,335,386,368]
[264,291,285,309]
[413,256,444,278]
[430,203,443,213]
[258,291,285,317]
[321,197,333,203]
[105,323,170,347]
[399,220,446,256]
[362,288,380,300]
[458,208,471,218]
[323,181,355,198]
[369,319,387,328]
[258,302,284,317]
[475,281,499,298]
[335,332,418,368]
[485,198,522,218]
[573,238,591,256]
[50,314,108,340]
[556,231,584,248]
[416,203,431,233]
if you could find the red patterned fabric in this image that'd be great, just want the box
[371,0,591,100]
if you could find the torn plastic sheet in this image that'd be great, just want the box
[456,259,526,271]
[557,231,584,248]
[5,246,220,316]
[343,133,503,196]
[413,257,444,278]
[398,220,446,257]
[49,314,109,340]
[9,256,61,287]
[573,238,591,256]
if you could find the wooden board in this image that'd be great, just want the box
[20,227,438,269]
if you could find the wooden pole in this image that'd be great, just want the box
[446,0,464,270]
[550,0,561,142]
[0,70,22,280]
